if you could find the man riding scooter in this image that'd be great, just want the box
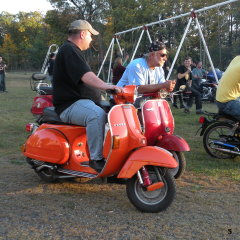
[117,41,176,105]
[52,19,122,173]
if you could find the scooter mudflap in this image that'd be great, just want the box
[146,182,165,191]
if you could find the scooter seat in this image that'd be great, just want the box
[38,86,53,95]
[32,72,47,81]
[40,107,64,124]
[217,111,239,122]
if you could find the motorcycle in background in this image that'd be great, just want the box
[200,68,223,102]
[22,86,178,213]
[199,78,217,102]
[197,111,240,159]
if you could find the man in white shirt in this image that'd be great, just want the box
[117,41,175,107]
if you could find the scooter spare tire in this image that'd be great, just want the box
[126,167,176,213]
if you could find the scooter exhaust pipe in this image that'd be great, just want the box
[211,147,240,155]
[35,164,55,172]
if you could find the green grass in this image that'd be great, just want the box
[0,72,35,157]
[1,72,240,181]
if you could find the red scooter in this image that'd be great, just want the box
[30,73,53,117]
[22,86,178,213]
[114,89,190,179]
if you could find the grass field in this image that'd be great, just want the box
[1,72,240,240]
[0,72,240,182]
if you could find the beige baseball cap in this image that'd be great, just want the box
[69,20,99,35]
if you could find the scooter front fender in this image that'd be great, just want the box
[156,135,190,152]
[117,146,178,179]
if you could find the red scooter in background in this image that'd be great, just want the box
[22,86,178,213]
[30,73,53,117]
[114,88,190,179]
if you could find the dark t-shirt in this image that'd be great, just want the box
[0,62,6,74]
[177,65,192,86]
[53,40,101,115]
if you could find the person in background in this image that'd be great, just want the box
[172,57,192,109]
[112,56,126,85]
[191,61,197,70]
[47,53,56,82]
[0,56,7,92]
[117,41,175,109]
[173,57,204,114]
[192,61,208,91]
[216,56,240,120]
[123,53,130,67]
[52,19,122,173]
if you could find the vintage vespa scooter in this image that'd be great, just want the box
[21,86,178,213]
[114,88,190,179]
[30,73,53,117]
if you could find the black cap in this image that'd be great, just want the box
[148,41,166,52]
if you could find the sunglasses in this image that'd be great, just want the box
[159,53,167,57]
[155,52,167,57]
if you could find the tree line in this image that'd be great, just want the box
[0,0,239,74]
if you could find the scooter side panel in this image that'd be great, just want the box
[24,127,70,164]
[142,99,174,145]
[156,135,190,151]
[117,146,178,178]
[99,104,146,177]
[102,130,111,158]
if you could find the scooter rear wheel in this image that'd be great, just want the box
[126,167,176,213]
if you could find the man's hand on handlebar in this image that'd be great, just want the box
[162,80,176,92]
[105,85,123,94]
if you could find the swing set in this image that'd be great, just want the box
[97,0,239,84]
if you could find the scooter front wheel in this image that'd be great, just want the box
[126,167,176,213]
[168,151,186,179]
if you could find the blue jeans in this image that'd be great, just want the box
[60,99,106,160]
[186,86,202,110]
[216,98,240,120]
[0,73,5,91]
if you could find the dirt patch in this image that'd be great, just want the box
[0,156,239,240]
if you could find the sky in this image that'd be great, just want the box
[1,0,54,14]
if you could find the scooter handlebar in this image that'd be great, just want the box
[113,85,137,104]
[106,89,118,95]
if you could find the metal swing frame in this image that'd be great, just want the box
[97,0,238,84]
